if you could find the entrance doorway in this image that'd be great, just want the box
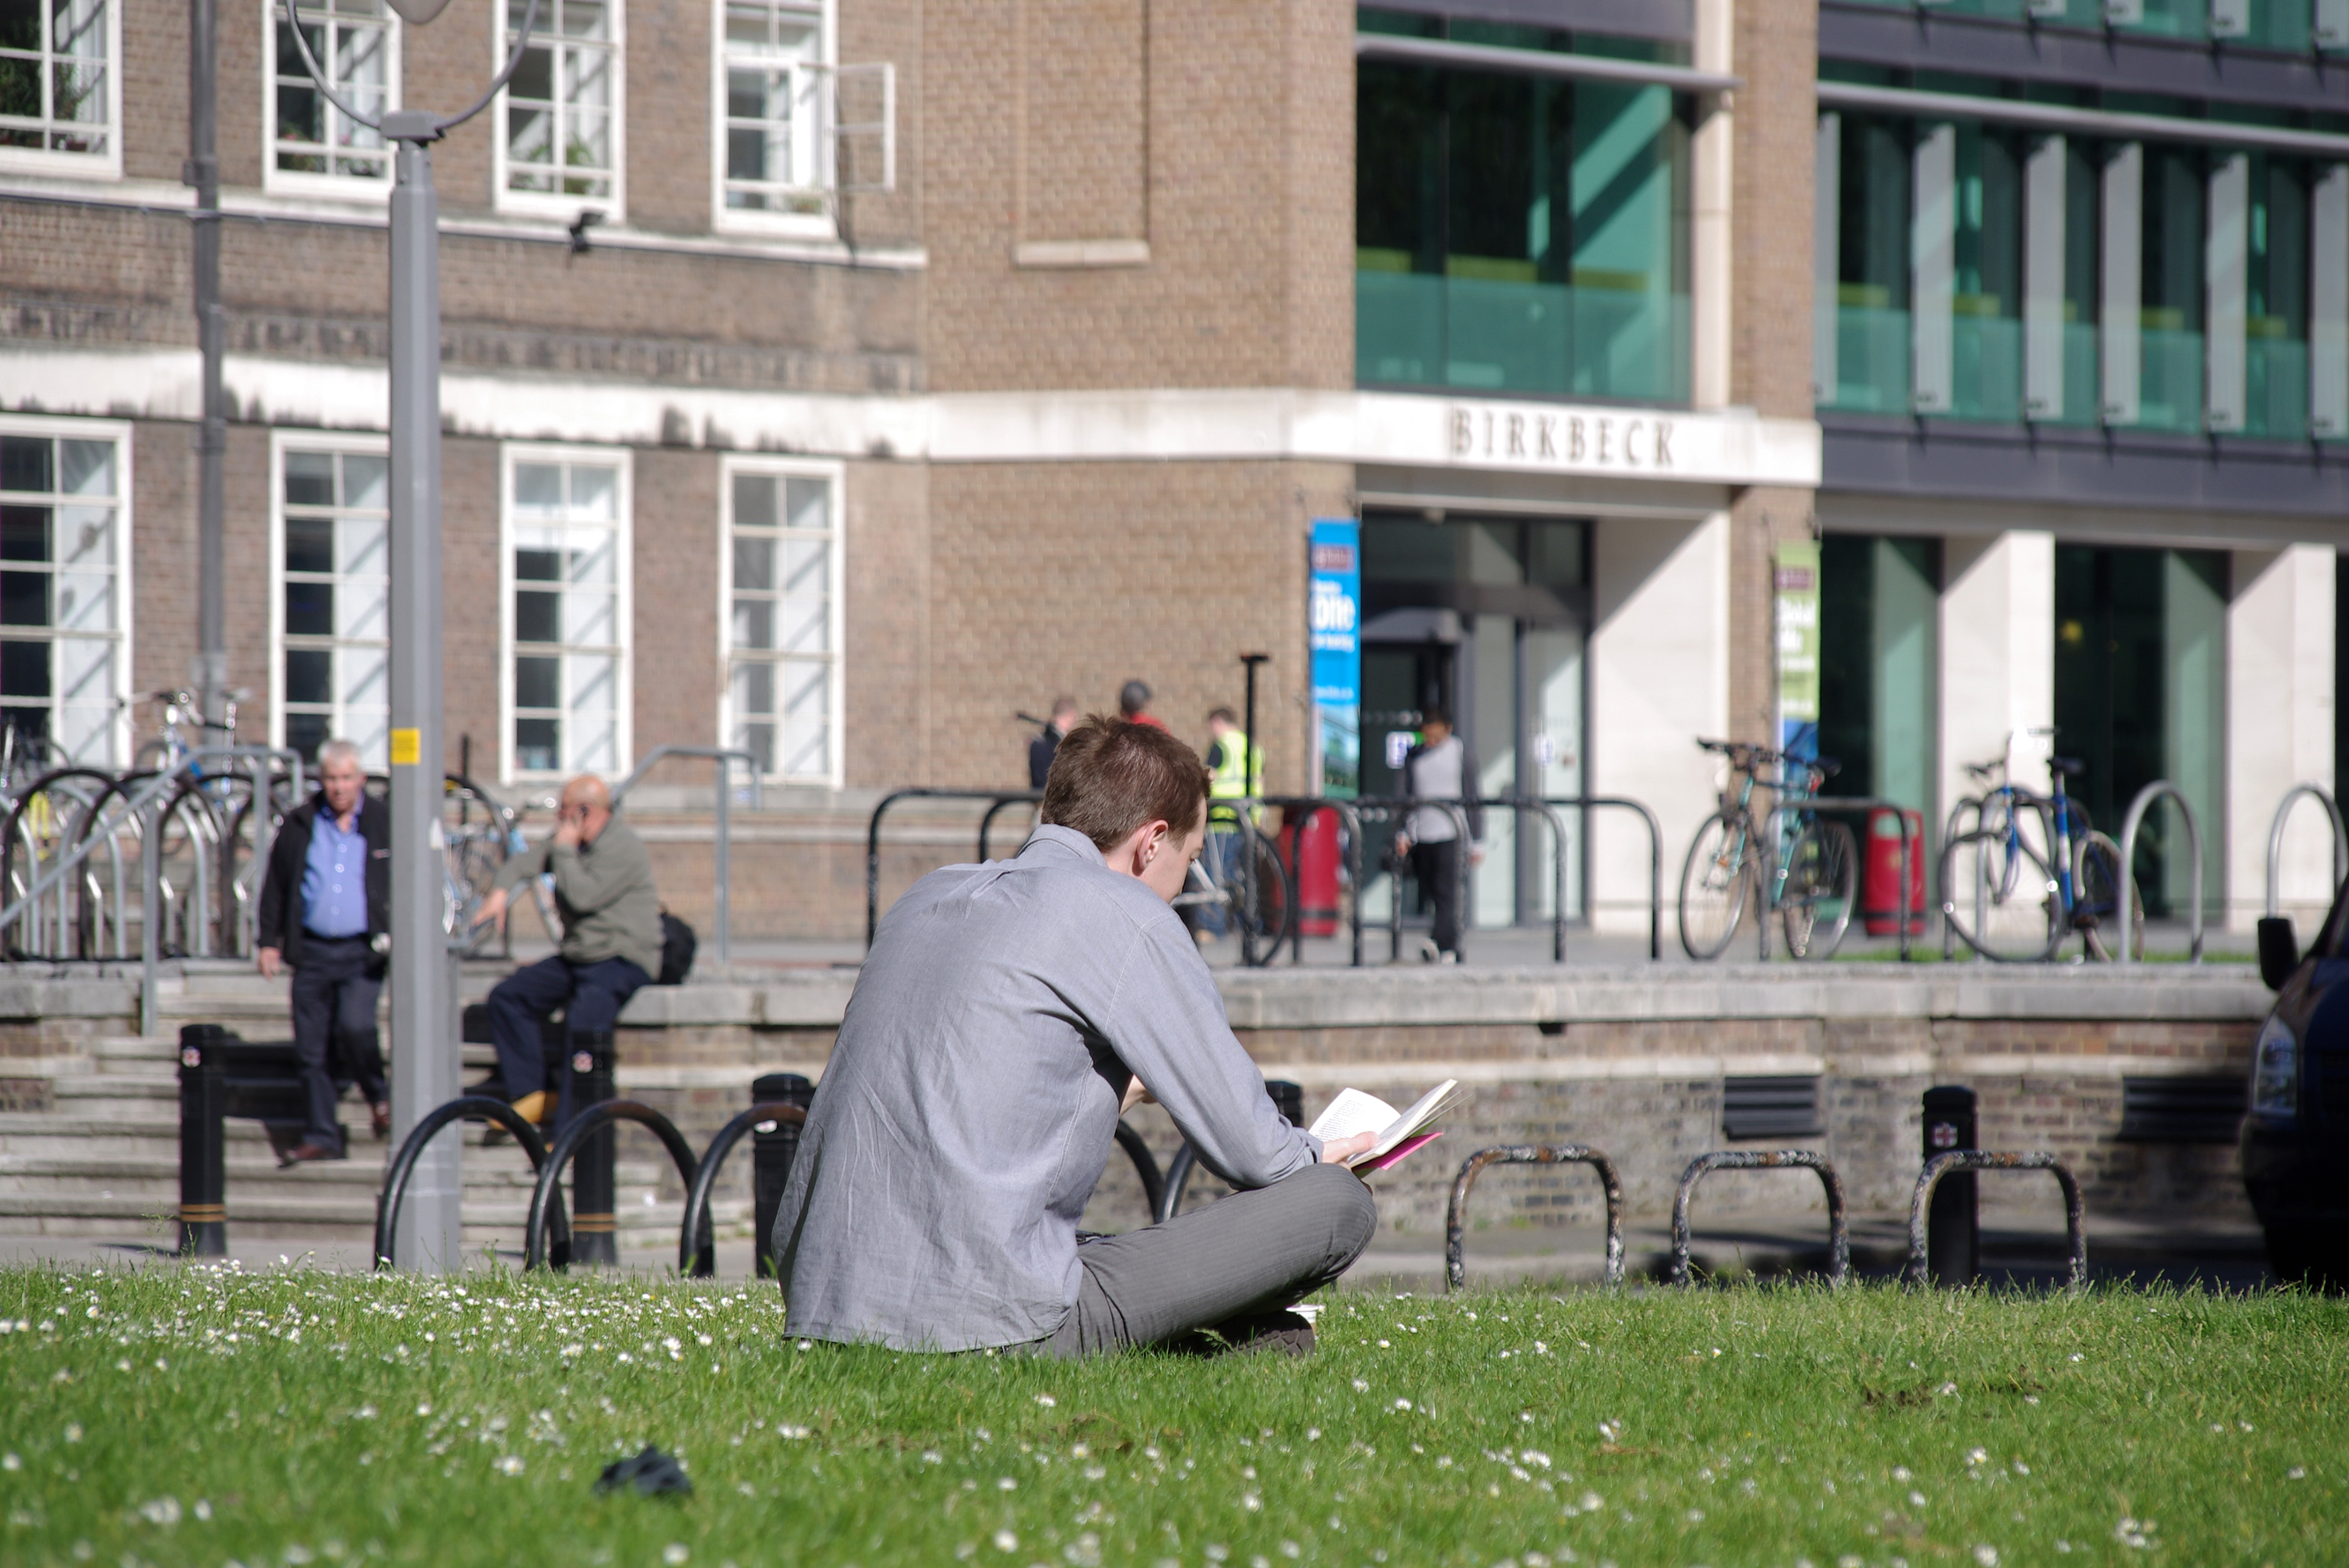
[1359,512,1589,929]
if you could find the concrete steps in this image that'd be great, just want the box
[0,1022,747,1248]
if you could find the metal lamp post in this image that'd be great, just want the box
[283,0,539,1270]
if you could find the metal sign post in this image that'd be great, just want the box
[283,0,541,1271]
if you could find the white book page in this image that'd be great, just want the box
[1309,1087,1399,1143]
[1359,1078,1458,1161]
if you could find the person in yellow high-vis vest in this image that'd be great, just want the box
[1195,708,1263,943]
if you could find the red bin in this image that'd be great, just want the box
[1286,809,1343,938]
[1862,807,1925,937]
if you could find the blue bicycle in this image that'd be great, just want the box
[1940,728,2141,962]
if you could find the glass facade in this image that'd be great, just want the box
[1358,514,1588,928]
[1357,12,1690,402]
[2054,546,2226,919]
[1834,0,2335,52]
[1818,81,2345,440]
[1817,535,1939,817]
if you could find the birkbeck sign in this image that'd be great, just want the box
[1345,392,1821,489]
[1447,403,1679,471]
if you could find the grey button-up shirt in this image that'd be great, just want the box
[774,824,1323,1351]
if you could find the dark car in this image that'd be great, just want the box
[2244,895,2349,1288]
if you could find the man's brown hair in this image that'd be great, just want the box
[1041,716,1210,852]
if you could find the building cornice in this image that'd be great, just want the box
[0,345,1824,489]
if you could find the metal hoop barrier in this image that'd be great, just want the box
[1669,1150,1850,1287]
[2266,783,2347,919]
[867,789,1043,950]
[677,1102,807,1278]
[2114,780,2204,964]
[1446,1145,1624,1290]
[526,1100,703,1271]
[374,1096,569,1271]
[1905,1150,2086,1290]
[1115,1121,1167,1223]
[1547,795,1666,962]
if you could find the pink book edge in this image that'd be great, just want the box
[1355,1129,1444,1174]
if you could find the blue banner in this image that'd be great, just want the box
[1309,519,1361,798]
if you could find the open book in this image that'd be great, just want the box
[1308,1079,1458,1173]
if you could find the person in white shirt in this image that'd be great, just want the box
[1391,706,1484,962]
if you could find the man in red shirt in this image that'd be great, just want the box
[1119,680,1167,729]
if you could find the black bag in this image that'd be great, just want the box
[658,910,697,985]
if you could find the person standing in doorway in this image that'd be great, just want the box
[1119,681,1168,730]
[1391,706,1483,963]
[1029,697,1078,789]
[256,738,392,1166]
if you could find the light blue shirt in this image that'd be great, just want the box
[300,808,369,938]
[775,825,1324,1352]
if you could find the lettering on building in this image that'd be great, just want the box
[1448,405,1677,472]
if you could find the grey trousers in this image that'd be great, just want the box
[1042,1162,1378,1358]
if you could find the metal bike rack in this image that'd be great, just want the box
[677,1101,806,1277]
[1545,794,1664,962]
[1757,796,1921,963]
[526,1099,702,1270]
[866,789,1050,951]
[976,793,1045,863]
[1114,1120,1166,1224]
[1446,1144,1624,1290]
[1905,1150,2085,1289]
[2266,783,2347,919]
[2114,780,2204,964]
[612,745,761,966]
[1669,1149,1850,1287]
[375,1095,571,1270]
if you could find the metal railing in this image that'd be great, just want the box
[865,790,1044,949]
[2114,780,2205,964]
[1904,1150,2085,1289]
[2266,783,2347,919]
[1445,1144,1624,1289]
[611,746,761,966]
[1668,1149,1850,1287]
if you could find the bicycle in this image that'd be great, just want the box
[1171,802,1294,965]
[1940,727,2142,962]
[1678,738,1857,961]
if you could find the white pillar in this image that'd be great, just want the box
[2226,545,2337,932]
[1938,530,2055,837]
[1690,0,1733,409]
[1589,511,1731,937]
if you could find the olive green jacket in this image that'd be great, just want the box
[494,814,664,978]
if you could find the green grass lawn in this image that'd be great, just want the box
[2,1266,2344,1568]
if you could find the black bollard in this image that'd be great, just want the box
[752,1073,816,1279]
[1266,1079,1306,1129]
[1922,1084,1980,1286]
[569,1031,619,1266]
[177,1024,229,1257]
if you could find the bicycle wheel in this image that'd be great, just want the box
[1221,822,1295,965]
[1940,828,2060,962]
[1678,812,1754,961]
[1782,818,1857,961]
[2073,831,2144,962]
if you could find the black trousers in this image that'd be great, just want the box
[289,935,385,1153]
[1409,838,1464,955]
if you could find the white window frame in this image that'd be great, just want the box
[0,0,122,179]
[498,442,634,786]
[716,454,843,790]
[492,0,627,222]
[267,430,391,767]
[709,0,836,239]
[262,0,401,201]
[0,414,133,767]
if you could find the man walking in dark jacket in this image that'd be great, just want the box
[256,738,391,1165]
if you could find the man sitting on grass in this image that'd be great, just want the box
[774,716,1378,1356]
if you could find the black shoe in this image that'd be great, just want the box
[1174,1310,1317,1358]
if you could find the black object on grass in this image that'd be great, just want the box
[596,1446,693,1498]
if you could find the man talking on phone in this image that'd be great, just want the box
[775,716,1378,1357]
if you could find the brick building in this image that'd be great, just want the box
[1,0,2342,941]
